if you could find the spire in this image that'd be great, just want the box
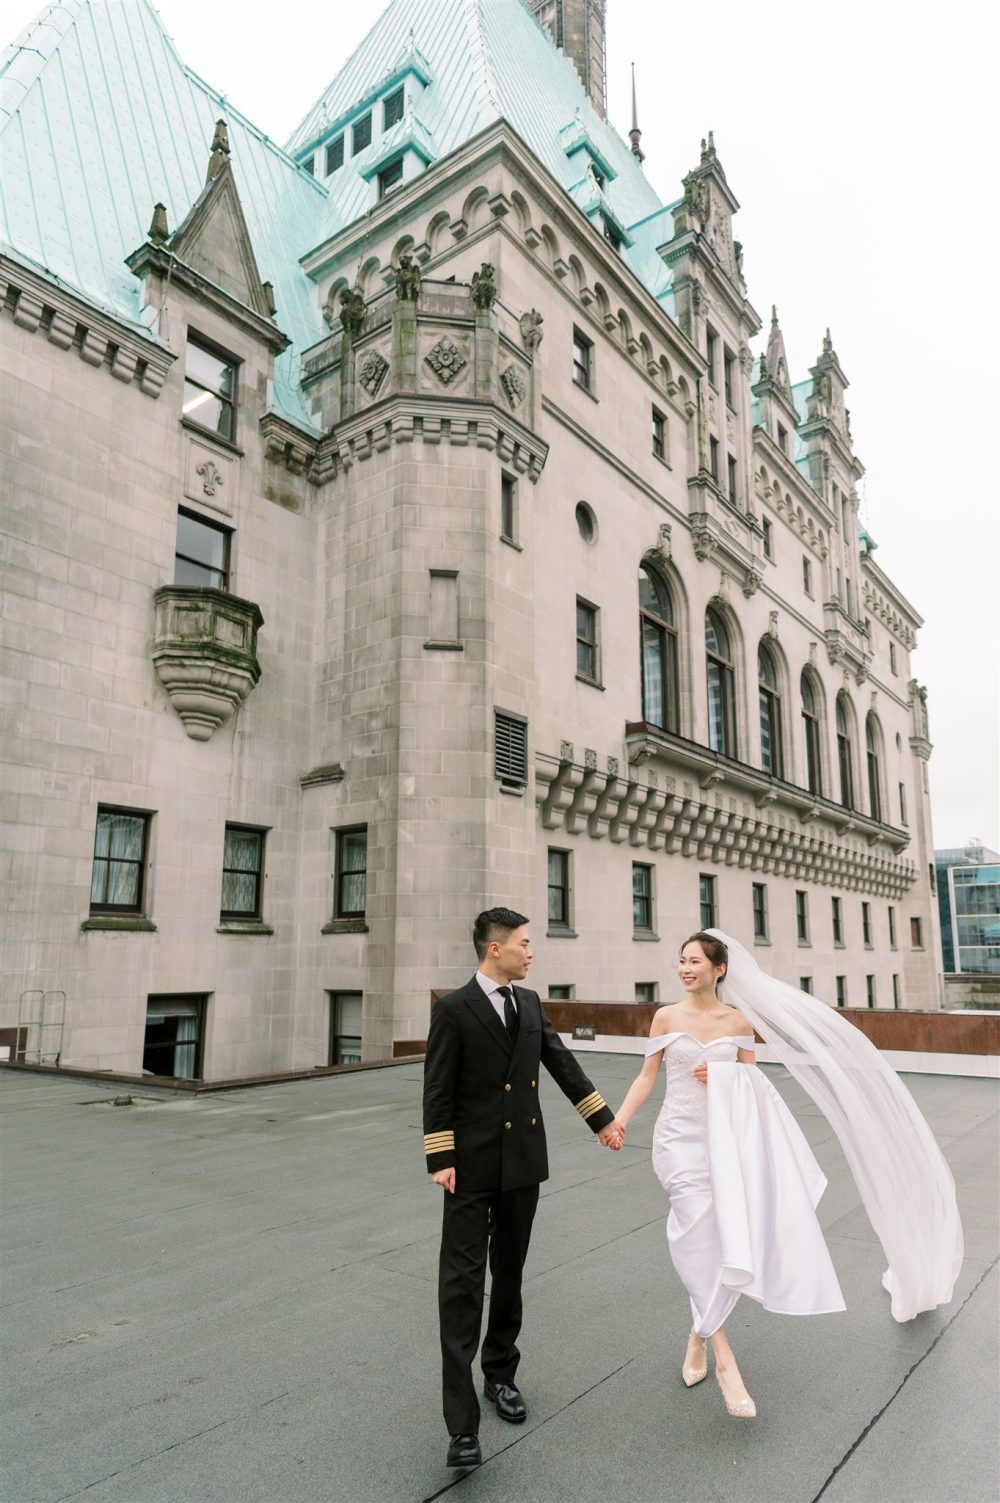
[148,202,169,245]
[629,61,645,163]
[206,118,231,183]
[764,305,791,395]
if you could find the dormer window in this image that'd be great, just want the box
[602,217,621,252]
[777,422,788,454]
[383,88,404,129]
[378,158,404,200]
[592,165,606,189]
[325,136,344,175]
[301,155,315,177]
[352,114,372,155]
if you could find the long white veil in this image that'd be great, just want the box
[709,929,963,1321]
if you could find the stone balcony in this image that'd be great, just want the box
[823,598,873,682]
[152,586,263,741]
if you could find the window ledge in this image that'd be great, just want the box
[834,941,846,949]
[633,930,660,942]
[498,783,526,797]
[572,380,599,404]
[797,939,812,947]
[217,921,274,936]
[575,674,605,691]
[423,639,464,652]
[500,535,523,552]
[180,417,244,457]
[653,453,672,470]
[81,917,157,933]
[322,918,369,935]
[753,937,771,946]
[546,926,578,940]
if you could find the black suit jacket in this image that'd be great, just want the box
[422,978,615,1192]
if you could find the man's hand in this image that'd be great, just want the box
[432,1167,456,1193]
[693,1063,708,1085]
[597,1120,625,1150]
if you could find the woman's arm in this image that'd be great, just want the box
[613,1050,663,1131]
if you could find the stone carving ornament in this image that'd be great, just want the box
[196,460,223,497]
[425,337,467,385]
[358,350,389,397]
[501,364,526,408]
[471,262,497,310]
[519,308,544,350]
[394,253,420,301]
[340,287,366,341]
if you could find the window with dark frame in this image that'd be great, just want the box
[632,863,653,931]
[706,607,736,757]
[723,347,736,408]
[800,977,814,995]
[301,156,314,176]
[495,710,528,787]
[329,991,363,1066]
[352,113,372,154]
[572,328,593,391]
[220,825,264,921]
[90,807,150,914]
[639,564,679,733]
[910,916,923,948]
[144,996,204,1079]
[727,454,738,507]
[899,781,908,825]
[382,87,404,129]
[862,901,872,947]
[835,975,847,1007]
[174,509,230,590]
[889,642,898,675]
[547,985,574,1000]
[699,873,717,931]
[182,336,237,440]
[777,422,788,455]
[377,158,404,199]
[575,598,599,683]
[795,889,809,943]
[892,974,901,1008]
[757,642,782,778]
[706,326,718,385]
[836,694,854,808]
[500,472,517,541]
[334,827,368,919]
[762,516,773,560]
[866,715,882,821]
[575,501,596,542]
[832,895,844,945]
[547,849,571,929]
[325,136,344,175]
[801,672,822,796]
[888,905,897,949]
[866,975,876,1008]
[752,882,768,940]
[709,435,720,481]
[652,406,666,460]
[802,555,813,596]
[635,982,658,1002]
[602,217,622,252]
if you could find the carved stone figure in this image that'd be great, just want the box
[340,287,366,341]
[394,253,420,301]
[425,338,467,385]
[519,308,544,350]
[471,262,497,311]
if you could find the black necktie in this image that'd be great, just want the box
[497,986,518,1037]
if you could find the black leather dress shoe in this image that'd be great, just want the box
[446,1434,482,1468]
[484,1378,527,1422]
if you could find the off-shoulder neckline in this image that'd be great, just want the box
[646,1030,755,1048]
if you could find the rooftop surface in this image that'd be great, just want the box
[2,1058,997,1503]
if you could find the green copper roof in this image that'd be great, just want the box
[0,0,325,425]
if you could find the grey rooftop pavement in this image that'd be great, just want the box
[2,1057,997,1503]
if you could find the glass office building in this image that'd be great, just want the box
[936,844,1000,974]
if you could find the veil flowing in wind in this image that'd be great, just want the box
[708,930,963,1321]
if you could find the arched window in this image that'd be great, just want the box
[836,694,854,808]
[866,714,882,821]
[758,643,782,777]
[706,608,736,756]
[639,565,678,731]
[800,672,822,795]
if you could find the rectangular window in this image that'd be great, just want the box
[329,991,363,1066]
[862,901,873,947]
[892,974,901,1009]
[832,895,844,946]
[500,471,517,542]
[547,985,574,1000]
[802,556,813,596]
[899,782,908,825]
[632,863,653,931]
[699,873,717,931]
[777,422,788,455]
[144,996,204,1079]
[888,905,897,949]
[174,509,230,590]
[835,975,847,1007]
[352,113,372,154]
[910,916,923,948]
[762,516,773,560]
[800,976,813,995]
[221,825,264,920]
[635,982,658,1002]
[547,849,571,929]
[796,889,809,943]
[382,87,404,129]
[575,597,600,683]
[890,642,898,675]
[325,135,344,175]
[727,454,738,506]
[572,328,593,391]
[723,347,736,408]
[706,326,718,386]
[652,406,666,460]
[335,827,368,918]
[183,335,237,440]
[427,569,459,646]
[377,158,404,199]
[866,974,876,1008]
[709,435,720,481]
[90,807,150,913]
[752,882,768,941]
[495,709,528,787]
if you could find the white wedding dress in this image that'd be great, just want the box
[649,1032,845,1338]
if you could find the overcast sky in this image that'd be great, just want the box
[4,0,997,849]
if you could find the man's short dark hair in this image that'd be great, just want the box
[473,907,529,961]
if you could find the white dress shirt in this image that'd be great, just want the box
[475,971,518,1026]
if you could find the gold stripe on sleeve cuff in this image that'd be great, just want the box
[424,1131,455,1153]
[575,1091,607,1120]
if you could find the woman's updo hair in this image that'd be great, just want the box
[680,931,729,983]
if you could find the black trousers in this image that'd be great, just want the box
[438,1182,540,1436]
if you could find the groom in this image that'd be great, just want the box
[423,907,621,1469]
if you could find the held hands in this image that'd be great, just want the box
[693,1063,708,1086]
[431,1167,456,1193]
[598,1118,626,1150]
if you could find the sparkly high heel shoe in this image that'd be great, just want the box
[682,1333,708,1387]
[716,1370,756,1418]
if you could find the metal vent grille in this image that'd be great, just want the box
[494,710,528,786]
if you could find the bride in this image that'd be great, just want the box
[610,931,963,1421]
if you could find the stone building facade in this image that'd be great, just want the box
[0,0,942,1080]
